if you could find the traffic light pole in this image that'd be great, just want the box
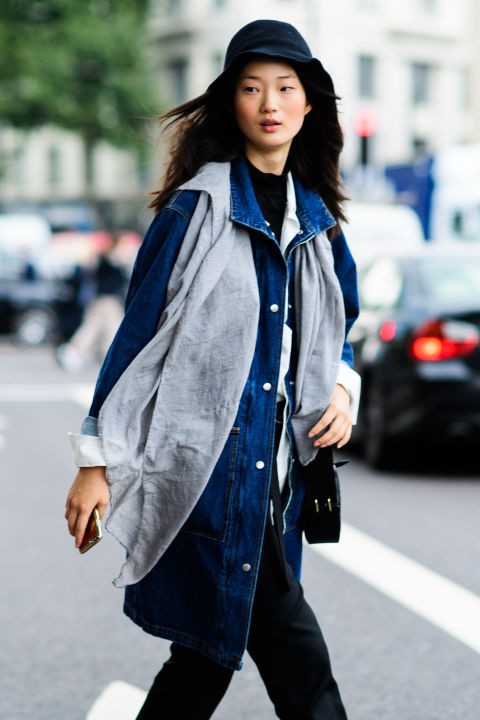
[360,135,369,166]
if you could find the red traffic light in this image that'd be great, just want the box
[353,108,379,137]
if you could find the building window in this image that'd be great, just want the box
[358,55,376,98]
[166,0,182,16]
[459,68,469,108]
[9,145,26,190]
[211,52,223,79]
[168,58,188,105]
[357,0,377,10]
[48,146,61,187]
[418,0,437,12]
[412,62,432,105]
[13,146,26,188]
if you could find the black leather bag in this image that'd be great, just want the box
[301,446,347,544]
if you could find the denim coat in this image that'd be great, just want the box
[88,157,359,670]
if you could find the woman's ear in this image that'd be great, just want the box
[305,101,313,116]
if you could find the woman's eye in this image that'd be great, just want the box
[244,86,259,93]
[281,86,294,92]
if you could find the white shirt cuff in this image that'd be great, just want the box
[68,433,106,467]
[336,362,361,425]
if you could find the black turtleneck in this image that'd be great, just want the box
[246,159,288,243]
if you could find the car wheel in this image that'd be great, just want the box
[13,307,55,346]
[363,383,394,469]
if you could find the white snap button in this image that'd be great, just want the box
[242,564,251,572]
[265,221,270,226]
[288,304,292,309]
[255,461,265,469]
[298,230,303,235]
[262,383,272,391]
[270,304,279,313]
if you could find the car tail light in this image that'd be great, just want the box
[409,319,479,361]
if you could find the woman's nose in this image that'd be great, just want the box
[260,90,277,113]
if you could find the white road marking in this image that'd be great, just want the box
[69,384,95,410]
[0,383,94,408]
[311,522,480,655]
[86,681,146,720]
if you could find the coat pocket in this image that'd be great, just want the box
[182,427,240,542]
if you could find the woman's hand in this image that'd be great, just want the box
[65,466,109,549]
[308,384,352,449]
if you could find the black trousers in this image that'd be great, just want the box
[135,519,348,720]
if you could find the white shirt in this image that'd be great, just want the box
[274,174,360,491]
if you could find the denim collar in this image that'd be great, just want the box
[230,156,336,239]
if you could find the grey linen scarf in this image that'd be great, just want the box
[98,161,345,587]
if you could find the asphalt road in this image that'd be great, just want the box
[1,344,479,720]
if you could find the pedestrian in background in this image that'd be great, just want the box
[56,232,126,370]
[65,19,360,719]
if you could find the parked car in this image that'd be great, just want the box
[351,243,480,468]
[0,249,73,346]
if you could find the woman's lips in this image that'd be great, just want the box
[260,120,281,133]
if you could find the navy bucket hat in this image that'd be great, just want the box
[208,19,335,96]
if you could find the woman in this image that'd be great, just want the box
[65,19,360,720]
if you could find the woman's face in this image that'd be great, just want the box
[233,58,311,168]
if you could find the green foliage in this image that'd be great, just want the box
[0,0,156,148]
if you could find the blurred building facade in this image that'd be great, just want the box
[149,0,478,171]
[472,0,480,143]
[1,0,478,225]
[0,125,141,230]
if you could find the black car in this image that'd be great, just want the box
[0,251,74,346]
[351,244,480,468]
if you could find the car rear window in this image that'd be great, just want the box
[417,255,480,304]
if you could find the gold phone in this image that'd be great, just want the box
[79,507,103,554]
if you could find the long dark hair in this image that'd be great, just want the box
[148,58,348,235]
